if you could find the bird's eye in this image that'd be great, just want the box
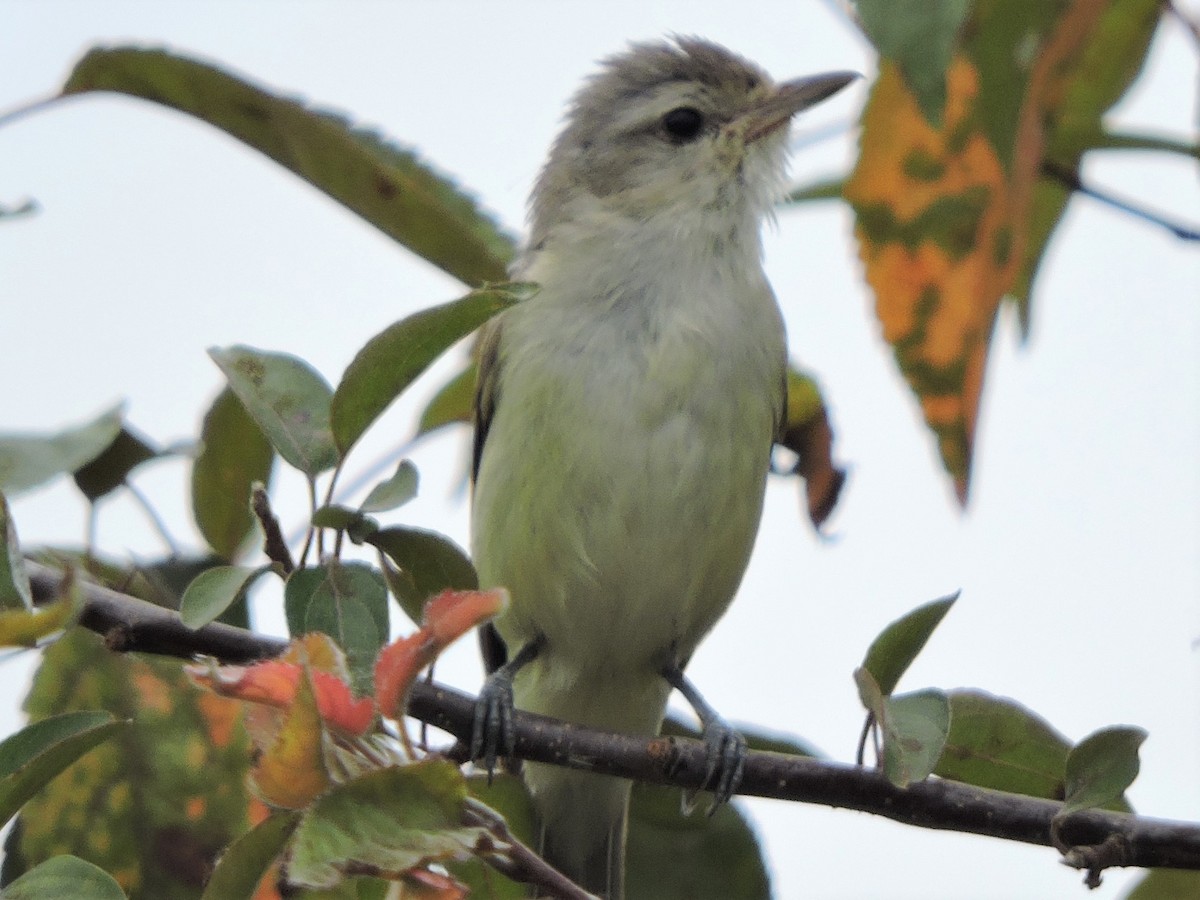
[661,107,705,143]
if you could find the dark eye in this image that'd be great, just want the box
[661,107,705,143]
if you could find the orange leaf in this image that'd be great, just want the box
[282,631,352,680]
[189,659,302,707]
[845,0,1109,502]
[188,645,372,736]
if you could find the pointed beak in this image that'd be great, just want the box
[741,71,859,143]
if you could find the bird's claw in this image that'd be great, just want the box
[470,670,516,782]
[702,717,747,807]
[682,716,747,815]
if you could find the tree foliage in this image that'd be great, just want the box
[0,3,1196,898]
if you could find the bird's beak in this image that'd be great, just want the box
[741,71,859,143]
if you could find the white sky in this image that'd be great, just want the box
[2,3,1198,898]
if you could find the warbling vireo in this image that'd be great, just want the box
[470,38,853,898]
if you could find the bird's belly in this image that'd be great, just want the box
[473,354,775,709]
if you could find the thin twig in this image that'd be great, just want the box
[1043,160,1200,242]
[251,484,294,575]
[0,199,38,221]
[855,712,873,766]
[298,478,317,569]
[1167,0,1200,49]
[124,480,181,557]
[0,94,62,130]
[463,798,596,900]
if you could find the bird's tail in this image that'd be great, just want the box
[526,762,630,899]
[512,658,671,898]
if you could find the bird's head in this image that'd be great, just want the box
[529,37,855,243]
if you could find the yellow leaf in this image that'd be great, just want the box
[0,596,75,647]
[252,669,331,809]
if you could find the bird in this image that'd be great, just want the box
[469,37,854,898]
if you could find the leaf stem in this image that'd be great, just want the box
[124,480,181,557]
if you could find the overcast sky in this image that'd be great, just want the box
[2,3,1198,898]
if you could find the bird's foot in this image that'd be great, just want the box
[470,667,516,782]
[470,637,541,782]
[694,713,747,813]
[663,663,748,815]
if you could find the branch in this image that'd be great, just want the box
[27,562,1200,876]
[27,560,286,662]
[410,684,1200,873]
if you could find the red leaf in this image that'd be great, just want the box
[374,589,508,719]
[374,633,434,720]
[422,588,507,648]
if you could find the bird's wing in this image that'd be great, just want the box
[472,315,508,674]
[471,316,504,485]
[776,368,788,445]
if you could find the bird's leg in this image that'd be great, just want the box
[662,664,748,813]
[471,636,543,781]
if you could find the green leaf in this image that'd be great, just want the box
[360,460,419,514]
[192,387,275,561]
[1011,0,1163,331]
[0,492,32,611]
[311,505,375,534]
[16,628,259,895]
[453,775,534,899]
[179,565,269,629]
[935,689,1073,800]
[209,345,339,476]
[856,0,971,127]
[0,406,123,496]
[855,670,949,788]
[71,427,158,502]
[861,593,958,695]
[3,855,126,900]
[853,666,886,720]
[61,46,515,286]
[365,527,477,625]
[283,567,327,637]
[308,504,382,545]
[306,595,380,696]
[284,562,387,693]
[1060,725,1148,816]
[0,712,126,828]
[201,811,300,900]
[1123,868,1200,900]
[284,762,483,890]
[331,284,534,455]
[417,363,476,437]
[663,715,820,758]
[23,550,202,614]
[465,773,536,845]
[627,780,770,900]
[142,555,241,621]
[879,689,951,788]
